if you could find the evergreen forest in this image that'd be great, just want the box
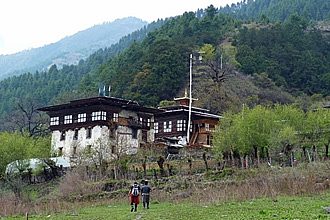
[0,0,329,132]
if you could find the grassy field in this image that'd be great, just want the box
[6,192,330,220]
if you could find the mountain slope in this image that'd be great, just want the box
[0,19,165,131]
[1,2,330,132]
[78,5,329,109]
[0,17,147,80]
[220,0,330,22]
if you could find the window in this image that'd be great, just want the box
[177,120,187,131]
[164,121,172,133]
[109,127,116,138]
[139,117,146,127]
[132,128,137,139]
[154,122,159,133]
[78,113,86,122]
[205,123,210,131]
[113,113,119,122]
[86,127,92,139]
[92,111,106,121]
[50,117,59,126]
[111,146,116,154]
[147,118,151,127]
[72,146,77,155]
[60,131,66,141]
[73,129,79,140]
[177,120,182,131]
[207,135,213,145]
[64,115,72,124]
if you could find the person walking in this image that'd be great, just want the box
[141,180,151,209]
[129,181,141,212]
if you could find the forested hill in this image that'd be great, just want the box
[0,2,330,132]
[220,0,330,21]
[0,17,147,80]
[79,9,240,106]
[79,9,330,106]
[0,19,165,131]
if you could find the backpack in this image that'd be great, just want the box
[131,185,139,196]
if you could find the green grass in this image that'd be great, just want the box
[7,193,330,220]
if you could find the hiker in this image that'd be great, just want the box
[129,181,141,212]
[141,180,152,209]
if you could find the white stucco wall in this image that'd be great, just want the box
[51,125,109,157]
[51,109,155,158]
[116,125,138,155]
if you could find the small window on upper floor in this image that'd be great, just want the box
[205,123,210,131]
[50,117,59,126]
[147,118,151,127]
[64,115,72,124]
[183,120,187,131]
[113,113,119,122]
[92,111,106,121]
[177,120,183,131]
[78,113,86,123]
[164,121,172,133]
[154,122,159,133]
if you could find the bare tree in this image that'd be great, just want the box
[3,98,48,137]
[5,160,30,202]
[199,44,235,85]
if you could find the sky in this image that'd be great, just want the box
[0,0,238,55]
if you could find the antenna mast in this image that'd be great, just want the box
[187,54,193,145]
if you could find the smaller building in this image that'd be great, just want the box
[154,92,221,148]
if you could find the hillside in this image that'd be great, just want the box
[0,17,147,79]
[79,8,330,109]
[0,19,165,131]
[220,0,330,22]
[0,1,330,132]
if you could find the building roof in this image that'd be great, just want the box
[38,96,222,120]
[38,96,160,114]
[157,105,222,119]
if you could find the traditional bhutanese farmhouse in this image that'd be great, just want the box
[154,93,221,151]
[38,96,159,158]
[39,94,221,159]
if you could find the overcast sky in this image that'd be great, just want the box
[0,0,238,55]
